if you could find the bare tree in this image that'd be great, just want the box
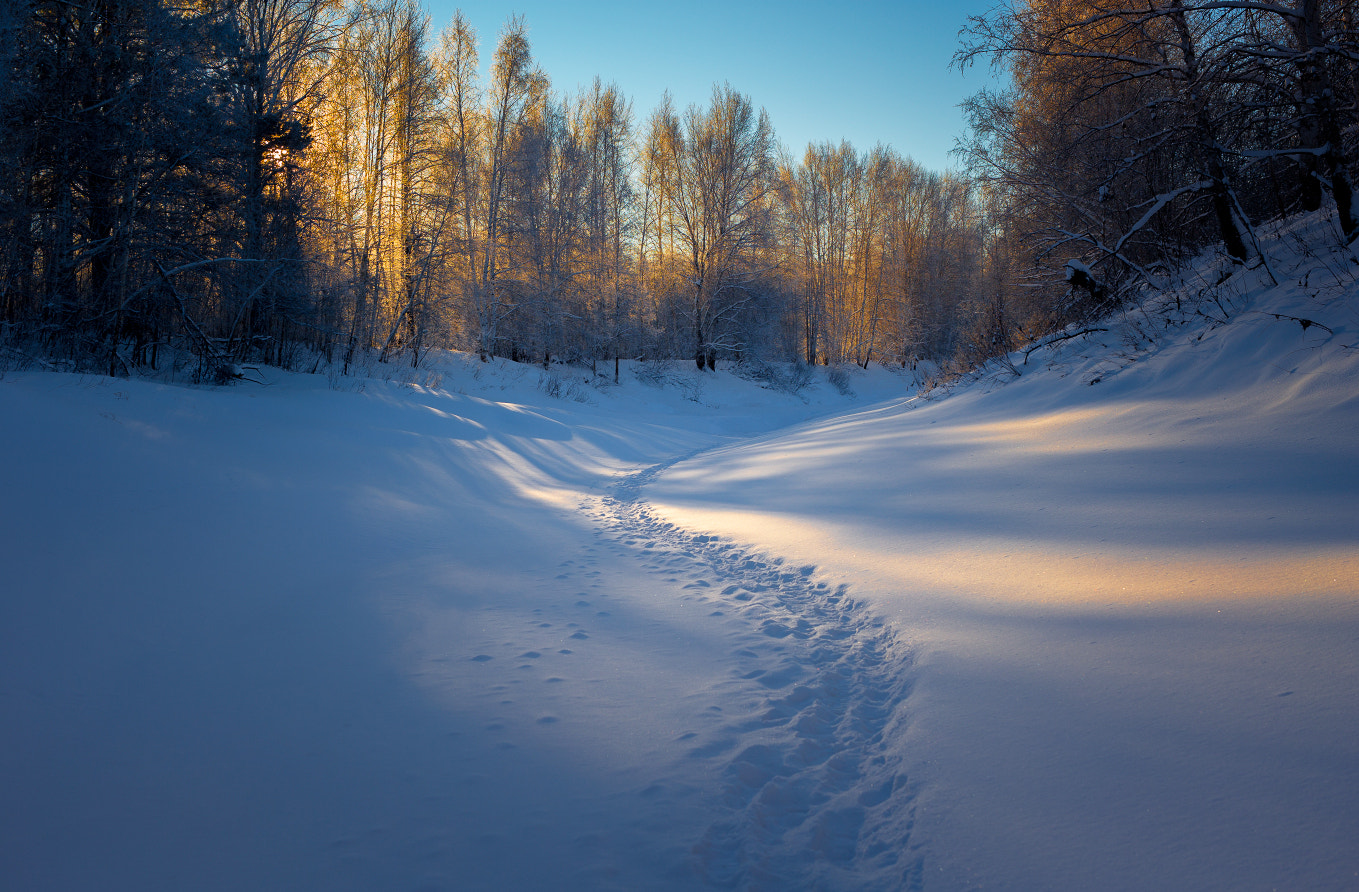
[783,141,860,364]
[577,79,636,376]
[477,14,546,360]
[376,0,445,364]
[1231,0,1359,239]
[432,10,481,349]
[637,94,685,356]
[956,0,1265,303]
[655,83,776,369]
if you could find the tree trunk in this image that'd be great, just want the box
[1288,0,1358,239]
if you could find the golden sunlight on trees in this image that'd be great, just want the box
[1,0,1079,381]
[314,0,444,369]
[647,84,777,369]
[780,144,986,369]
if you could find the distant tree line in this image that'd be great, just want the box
[0,0,991,381]
[18,0,1339,383]
[956,0,1359,352]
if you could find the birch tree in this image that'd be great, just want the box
[657,83,776,369]
[432,10,481,345]
[577,79,635,375]
[476,14,545,359]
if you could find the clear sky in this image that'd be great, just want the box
[421,0,1005,174]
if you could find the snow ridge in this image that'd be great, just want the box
[587,457,923,891]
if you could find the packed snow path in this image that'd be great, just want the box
[582,455,922,889]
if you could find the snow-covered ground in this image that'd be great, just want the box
[2,219,1357,890]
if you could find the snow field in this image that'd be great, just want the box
[2,215,1358,890]
[0,359,924,890]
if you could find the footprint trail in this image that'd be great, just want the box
[583,456,925,890]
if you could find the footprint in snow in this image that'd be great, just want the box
[592,454,922,889]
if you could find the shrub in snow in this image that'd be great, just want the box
[735,357,812,395]
[634,359,670,389]
[537,369,589,403]
[826,366,854,397]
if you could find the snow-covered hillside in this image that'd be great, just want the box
[2,216,1356,890]
[649,217,1359,889]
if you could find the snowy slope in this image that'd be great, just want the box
[2,216,1357,890]
[648,220,1359,889]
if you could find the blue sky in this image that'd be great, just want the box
[422,0,1005,173]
